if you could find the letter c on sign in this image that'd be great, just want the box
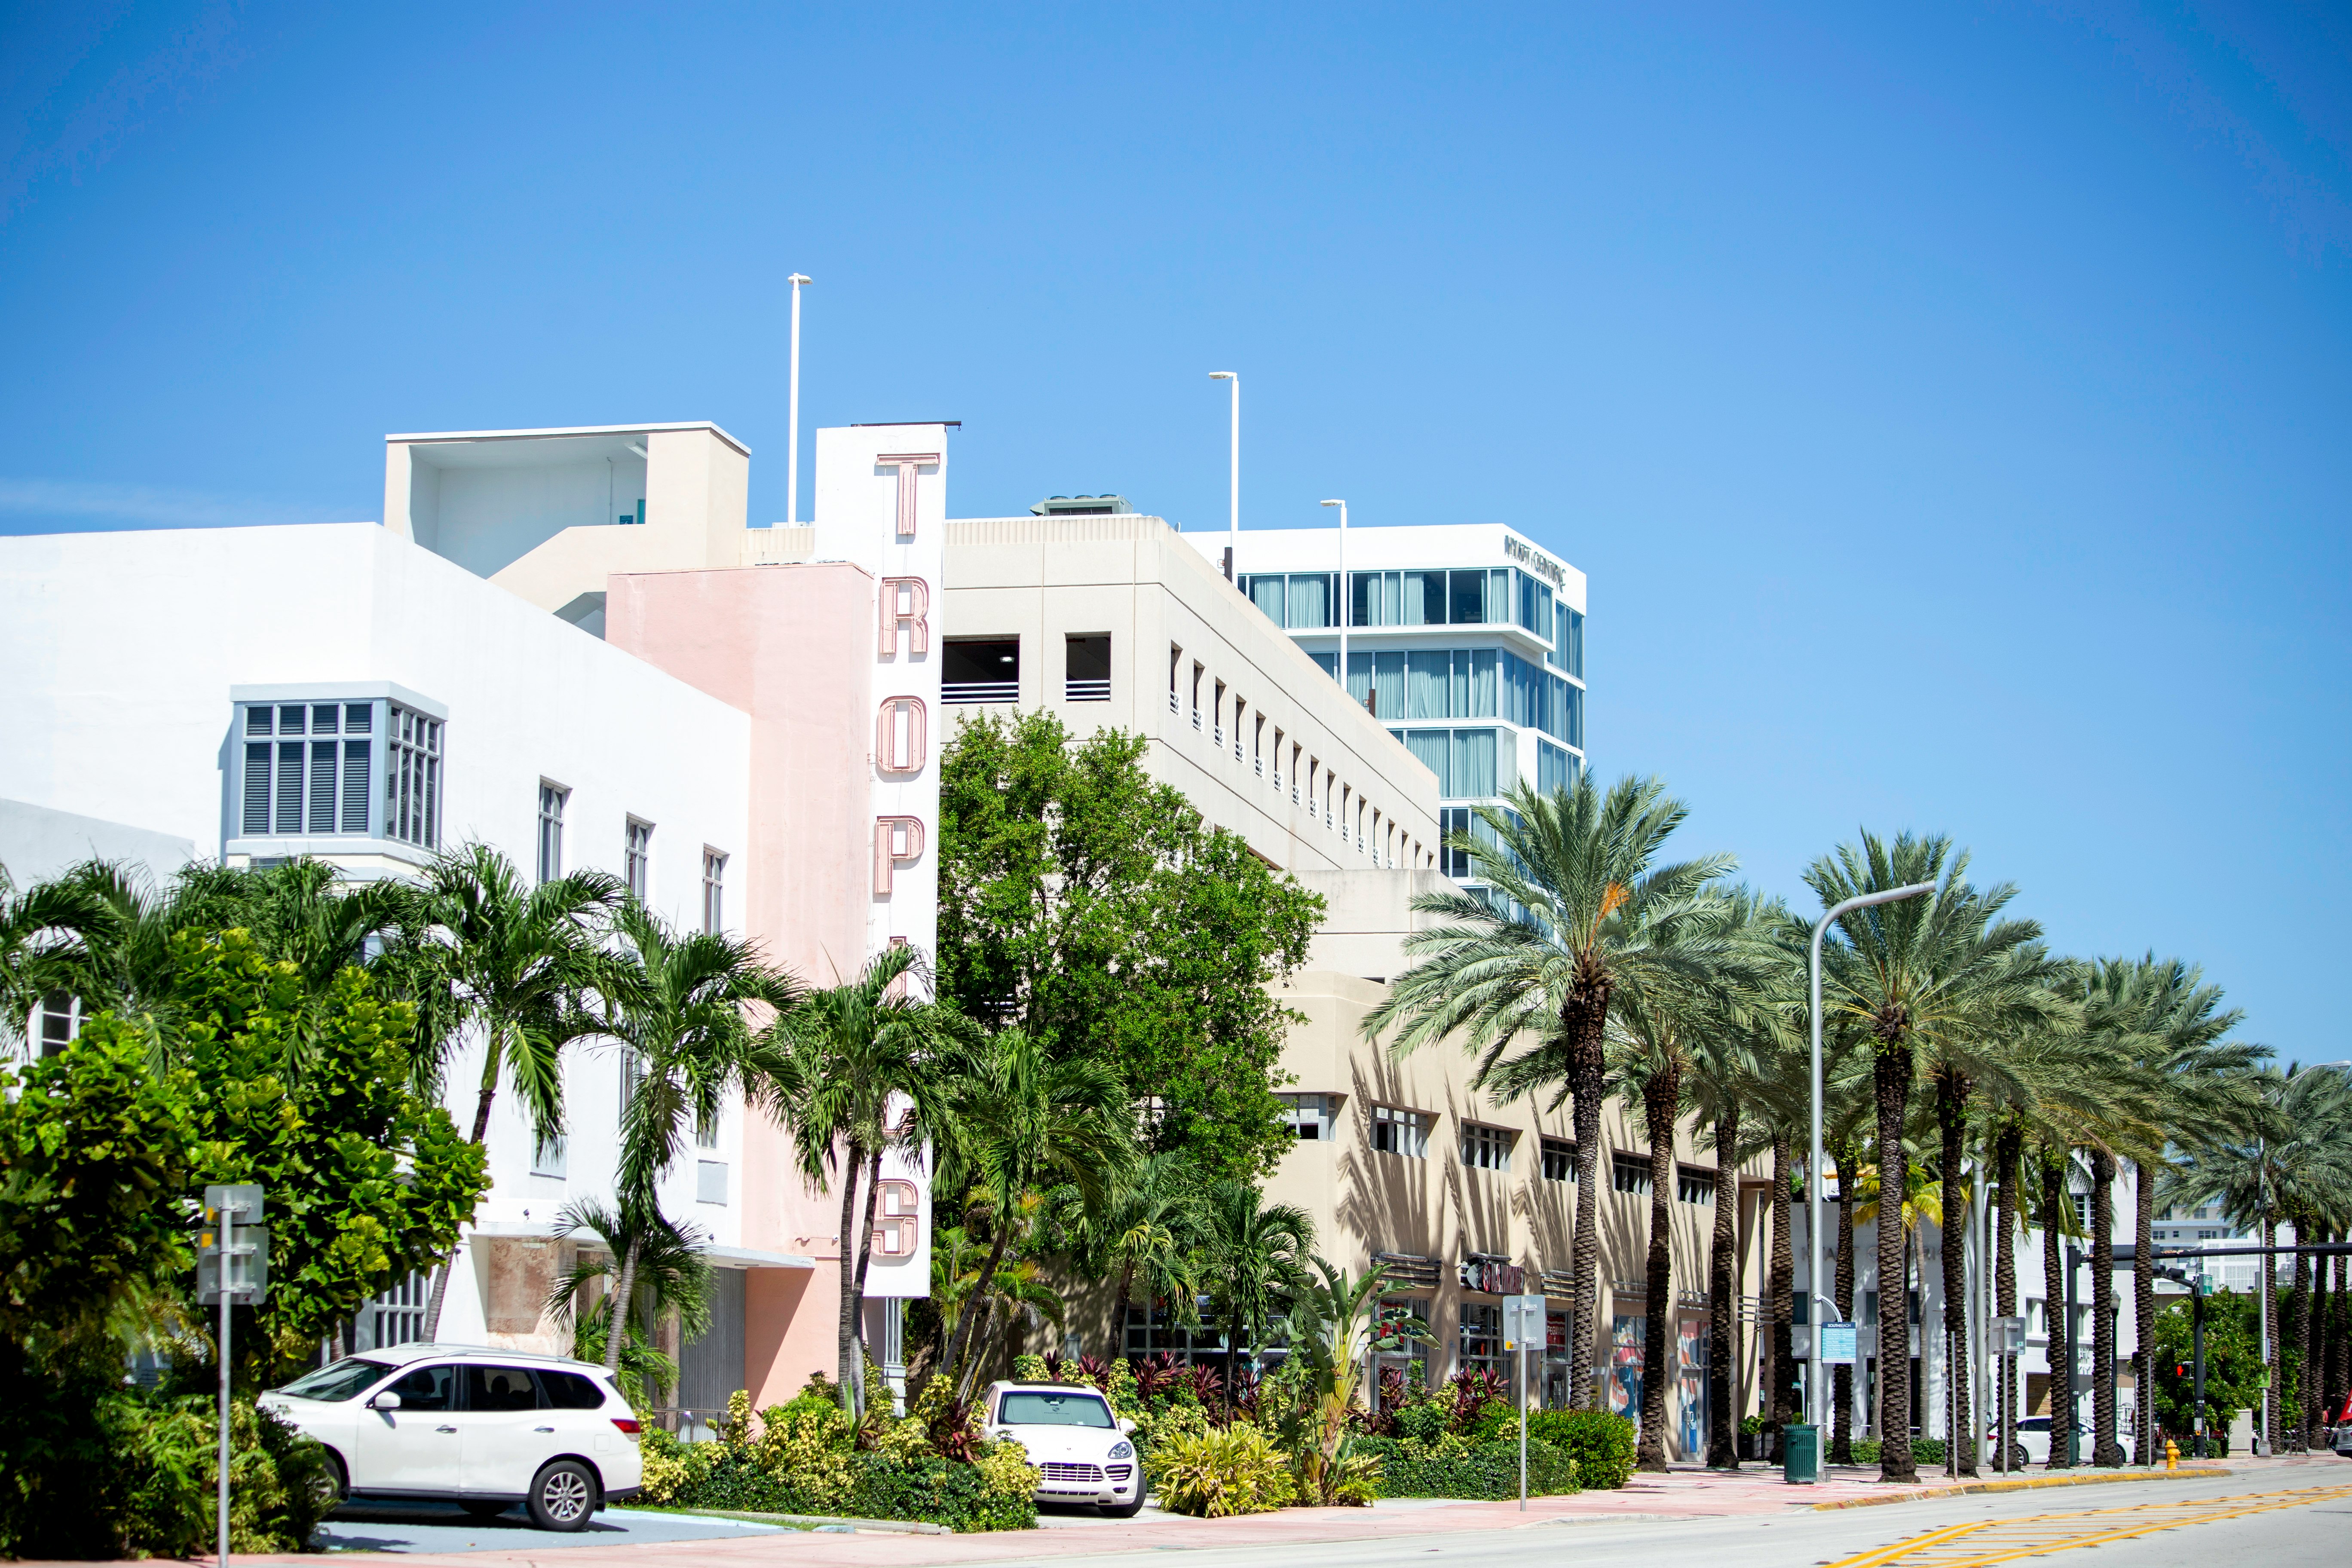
[873,816,925,896]
[876,696,927,774]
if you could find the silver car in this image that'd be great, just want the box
[262,1344,643,1531]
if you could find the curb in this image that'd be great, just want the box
[1807,1467,2233,1510]
[645,1507,953,1535]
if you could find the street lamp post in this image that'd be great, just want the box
[1209,372,1239,579]
[1321,499,1348,699]
[786,273,812,526]
[1808,881,1937,1450]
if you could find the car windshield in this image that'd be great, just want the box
[998,1391,1115,1428]
[278,1357,394,1403]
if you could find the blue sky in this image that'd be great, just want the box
[5,3,2347,1055]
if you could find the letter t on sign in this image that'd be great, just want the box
[879,577,930,657]
[877,454,940,539]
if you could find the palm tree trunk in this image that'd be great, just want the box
[2039,1155,2071,1469]
[1832,1135,1857,1465]
[1935,1073,1975,1475]
[1706,1102,1741,1469]
[2289,1233,2312,1450]
[947,1201,1018,1395]
[1564,981,1612,1409]
[420,1030,506,1343]
[1770,1134,1795,1428]
[604,1234,642,1372]
[1872,1041,1917,1482]
[1636,1064,1678,1470]
[2132,1158,2155,1465]
[849,1147,887,1419]
[1996,1127,2021,1472]
[2261,1204,2278,1452]
[2089,1149,2119,1465]
[837,1139,865,1396]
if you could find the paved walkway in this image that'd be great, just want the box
[190,1454,2352,1568]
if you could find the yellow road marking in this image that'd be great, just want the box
[1820,1483,2352,1568]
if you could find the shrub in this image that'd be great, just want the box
[1149,1422,1296,1517]
[1526,1409,1636,1490]
[1349,1434,1579,1499]
[1394,1398,1453,1445]
[1850,1436,1948,1467]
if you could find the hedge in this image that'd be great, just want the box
[1348,1436,1580,1500]
[1525,1409,1636,1490]
[641,1442,1034,1532]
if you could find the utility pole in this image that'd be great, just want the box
[2192,1275,2208,1460]
[2064,1243,2081,1467]
[786,274,811,526]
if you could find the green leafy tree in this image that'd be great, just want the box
[2148,1291,2264,1447]
[1368,773,1733,1408]
[1200,1179,1314,1416]
[168,929,488,1381]
[937,711,1322,1180]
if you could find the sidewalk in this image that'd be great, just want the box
[204,1455,2337,1568]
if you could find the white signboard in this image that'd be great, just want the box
[1502,1292,1548,1349]
[1819,1322,1857,1365]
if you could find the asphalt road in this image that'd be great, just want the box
[1001,1473,2351,1568]
[314,1499,793,1552]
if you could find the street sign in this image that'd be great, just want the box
[1501,1292,1547,1349]
[198,1184,269,1306]
[1819,1322,1858,1365]
[1995,1316,2026,1354]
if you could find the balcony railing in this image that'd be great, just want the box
[943,681,1019,704]
[1168,691,1179,713]
[1066,678,1111,702]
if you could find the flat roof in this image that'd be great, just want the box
[386,420,749,457]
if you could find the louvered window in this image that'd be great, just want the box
[239,700,432,846]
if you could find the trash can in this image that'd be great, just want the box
[1782,1422,1820,1484]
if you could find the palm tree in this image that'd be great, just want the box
[1084,1150,1209,1331]
[1599,887,1756,1468]
[1806,832,2061,1482]
[414,843,624,1338]
[1200,1178,1315,1416]
[546,1197,714,1406]
[1368,774,1735,1406]
[0,863,110,1056]
[593,902,787,1372]
[760,942,963,1403]
[937,1027,1136,1396]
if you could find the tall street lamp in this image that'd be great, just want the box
[1808,880,1937,1447]
[1321,499,1348,699]
[1209,372,1239,578]
[787,274,812,526]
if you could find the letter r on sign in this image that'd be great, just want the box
[873,816,926,896]
[879,577,930,656]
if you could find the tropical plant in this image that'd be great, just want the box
[1805,831,2061,1481]
[1368,773,1735,1407]
[1148,1422,1294,1516]
[1198,1179,1314,1417]
[763,942,965,1404]
[1271,1258,1394,1505]
[937,1028,1136,1395]
[593,901,787,1372]
[413,843,624,1338]
[545,1198,714,1406]
[0,862,115,1055]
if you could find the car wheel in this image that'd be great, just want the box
[526,1461,598,1532]
[313,1452,347,1510]
[1100,1493,1145,1518]
[461,1501,513,1520]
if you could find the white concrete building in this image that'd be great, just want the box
[1191,524,1586,876]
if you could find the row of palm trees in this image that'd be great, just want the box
[1369,774,2352,1481]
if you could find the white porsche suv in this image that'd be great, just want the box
[982,1381,1143,1516]
[263,1345,643,1531]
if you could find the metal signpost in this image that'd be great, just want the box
[1503,1292,1546,1510]
[1991,1316,2025,1472]
[199,1185,268,1568]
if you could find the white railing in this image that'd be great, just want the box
[944,681,1019,704]
[1168,691,1179,713]
[1192,708,1202,731]
[1066,679,1111,702]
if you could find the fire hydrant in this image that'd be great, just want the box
[2165,1438,2180,1471]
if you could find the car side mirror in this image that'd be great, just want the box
[370,1391,402,1411]
[1118,1418,1136,1435]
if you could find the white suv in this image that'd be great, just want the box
[982,1381,1142,1516]
[263,1345,643,1531]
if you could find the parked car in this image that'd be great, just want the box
[261,1344,642,1531]
[981,1381,1143,1516]
[1984,1414,2087,1467]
